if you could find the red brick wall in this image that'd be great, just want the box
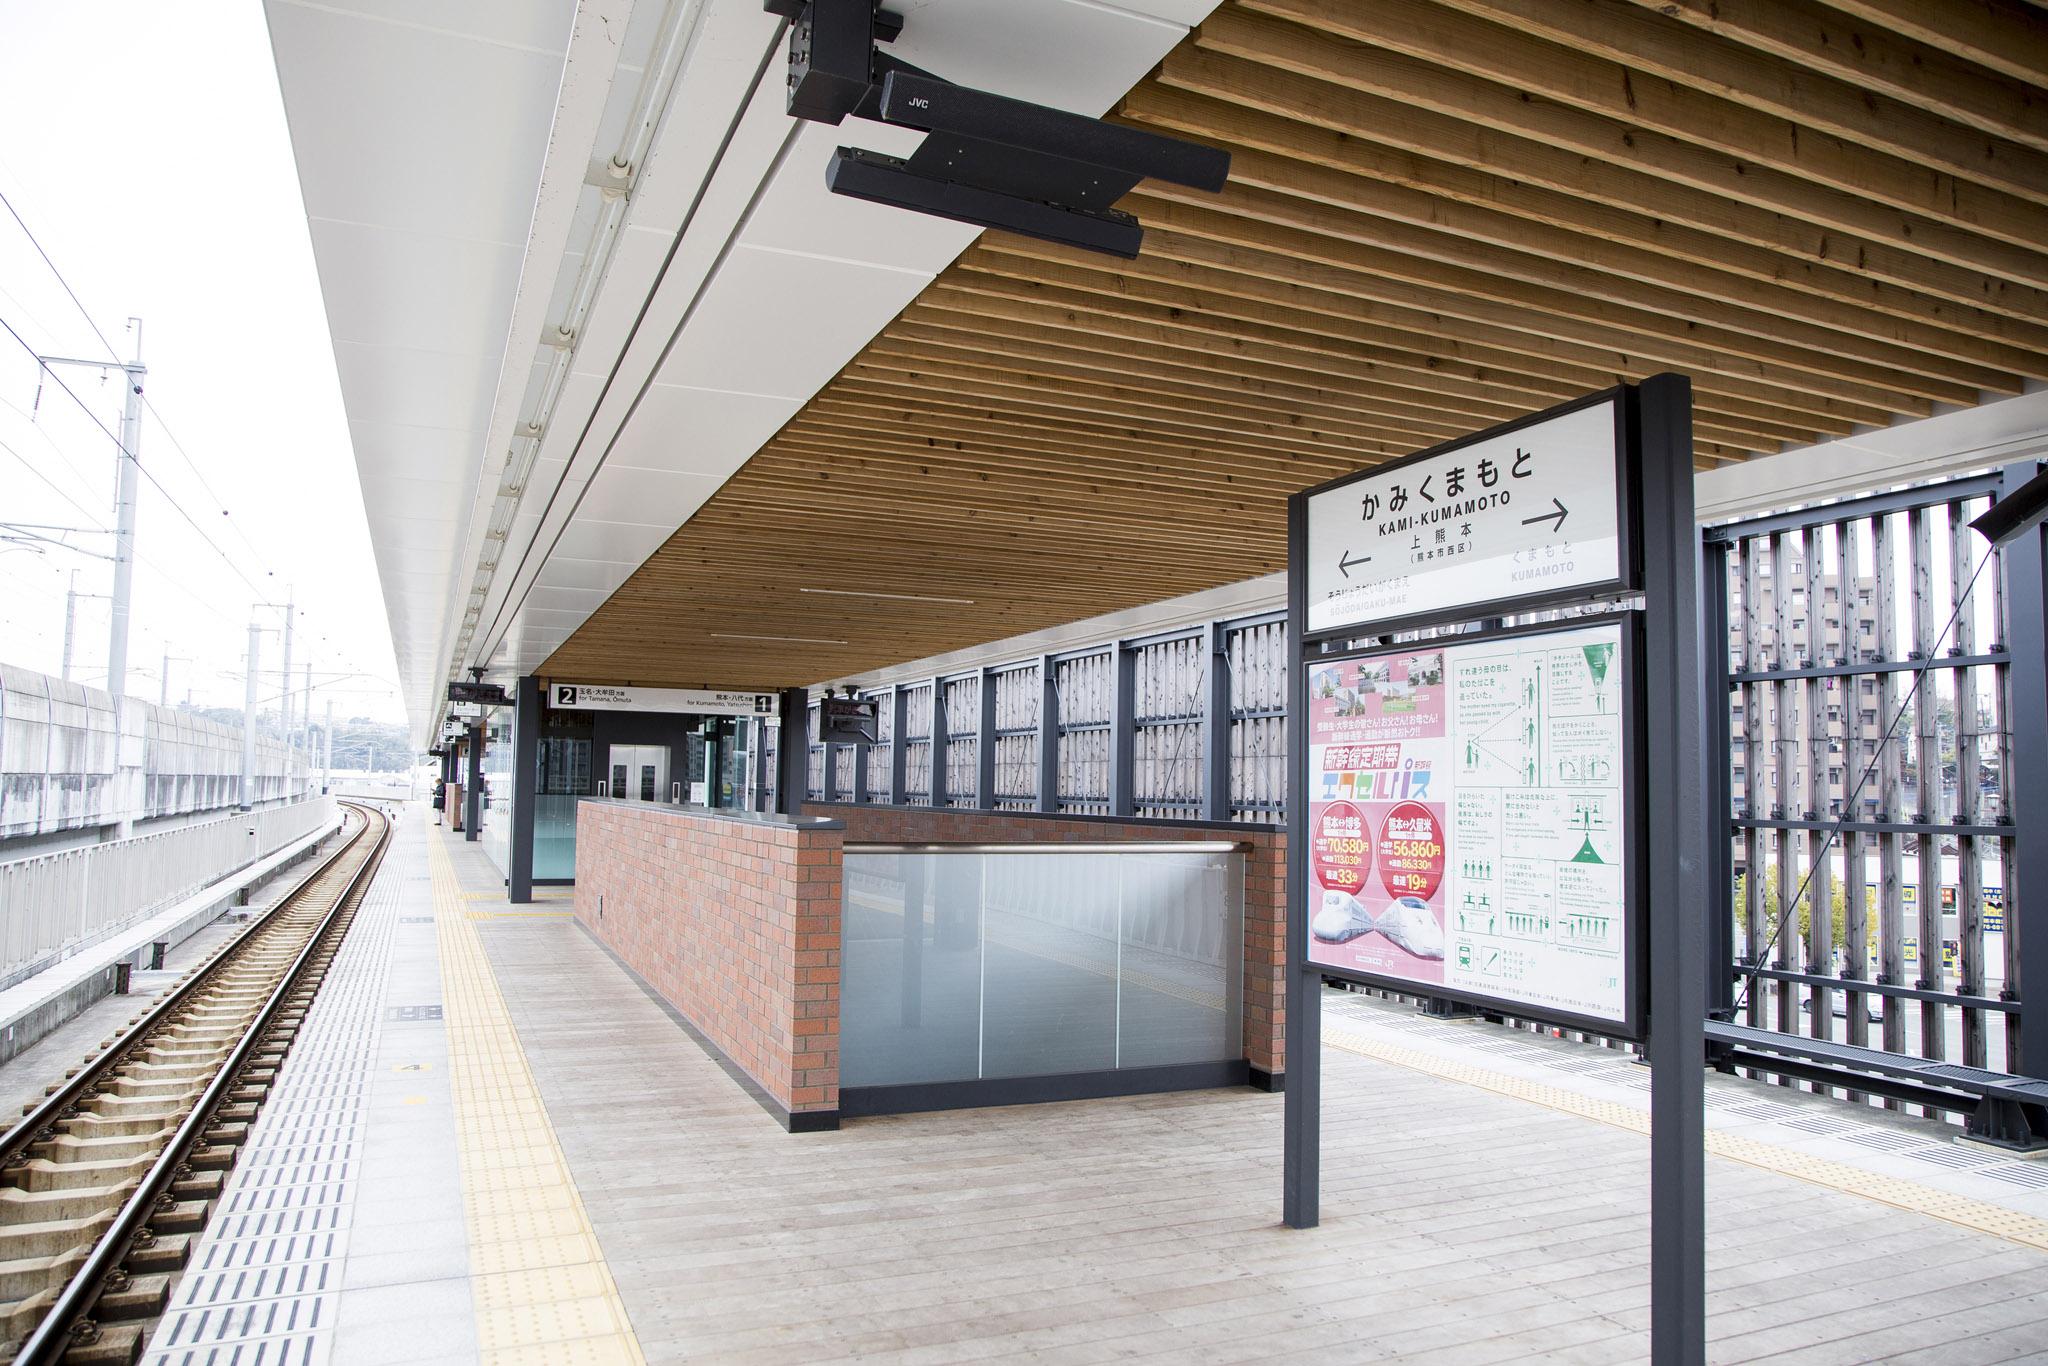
[575,803,842,1115]
[805,804,1287,1077]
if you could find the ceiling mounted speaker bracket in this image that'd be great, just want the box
[762,0,1228,256]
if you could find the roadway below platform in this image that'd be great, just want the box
[141,807,2048,1363]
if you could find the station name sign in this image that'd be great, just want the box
[1303,396,1630,637]
[548,683,779,717]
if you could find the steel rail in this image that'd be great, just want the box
[11,802,392,1365]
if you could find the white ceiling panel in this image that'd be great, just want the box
[573,464,722,526]
[308,219,522,355]
[534,557,634,594]
[266,2,567,243]
[329,340,500,436]
[551,518,672,566]
[654,243,931,400]
[604,385,803,476]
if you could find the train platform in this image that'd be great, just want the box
[134,806,2048,1365]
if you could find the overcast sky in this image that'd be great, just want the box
[0,0,404,723]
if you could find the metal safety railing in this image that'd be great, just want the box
[1704,470,2024,1077]
[809,610,1289,823]
[0,796,337,986]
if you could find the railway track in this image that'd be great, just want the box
[0,801,392,1365]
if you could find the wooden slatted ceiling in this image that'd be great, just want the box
[540,0,2048,690]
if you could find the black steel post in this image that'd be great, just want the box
[2001,460,2048,1077]
[1037,654,1058,813]
[1110,642,1135,817]
[752,719,770,812]
[1700,542,1735,1024]
[776,687,809,817]
[1637,374,1707,1366]
[464,721,484,843]
[1204,621,1232,823]
[977,666,998,809]
[889,686,909,803]
[508,676,539,902]
[1283,493,1318,1229]
[929,677,949,807]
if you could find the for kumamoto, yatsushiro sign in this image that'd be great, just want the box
[1303,395,1630,637]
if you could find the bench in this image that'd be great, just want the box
[1705,1020,2048,1152]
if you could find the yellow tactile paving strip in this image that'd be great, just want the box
[1324,1020,2048,1253]
[428,835,646,1366]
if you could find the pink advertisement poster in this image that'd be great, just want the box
[1305,649,1449,985]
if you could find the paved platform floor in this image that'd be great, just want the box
[145,811,2048,1363]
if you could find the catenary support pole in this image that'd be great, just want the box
[240,618,261,811]
[1638,373,1708,1366]
[278,593,295,778]
[105,336,144,701]
[61,570,76,682]
[509,676,539,903]
[323,698,334,794]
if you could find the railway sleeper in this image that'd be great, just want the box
[8,1154,157,1195]
[90,1270,169,1322]
[55,1319,145,1366]
[123,1232,190,1276]
[0,1211,111,1275]
[183,1147,235,1174]
[30,1129,176,1166]
[146,1200,208,1235]
[0,1180,138,1225]
[168,1169,223,1201]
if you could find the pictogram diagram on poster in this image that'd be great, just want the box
[1306,621,1629,1024]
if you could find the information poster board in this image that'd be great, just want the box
[1305,620,1637,1032]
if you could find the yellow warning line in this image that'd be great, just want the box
[1324,1021,2048,1253]
[428,835,646,1365]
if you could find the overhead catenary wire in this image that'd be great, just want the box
[0,312,270,600]
[0,188,276,572]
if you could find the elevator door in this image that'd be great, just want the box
[606,745,669,803]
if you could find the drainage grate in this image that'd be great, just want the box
[1981,1164,2048,1189]
[1843,1130,1924,1152]
[1729,1101,1804,1121]
[1780,1115,1863,1136]
[1908,1145,2000,1170]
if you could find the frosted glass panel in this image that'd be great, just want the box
[839,846,1243,1089]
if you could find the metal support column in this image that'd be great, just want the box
[509,676,539,903]
[1700,540,1736,1024]
[1109,643,1134,817]
[1282,501,1316,1229]
[929,677,949,807]
[1203,622,1231,823]
[776,687,809,817]
[1638,374,1707,1366]
[1037,655,1058,813]
[889,687,909,804]
[977,666,997,810]
[464,721,484,843]
[2001,460,2048,1076]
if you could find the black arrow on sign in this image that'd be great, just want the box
[1522,498,1568,533]
[1338,550,1373,579]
